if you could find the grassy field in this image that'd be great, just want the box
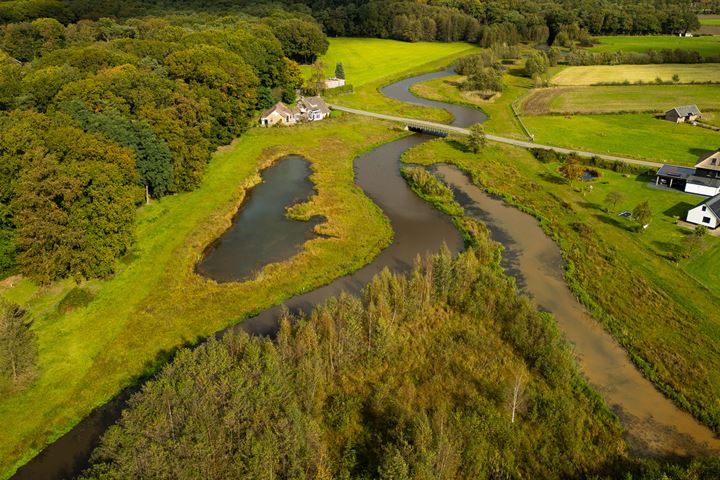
[309,38,479,88]
[310,38,482,123]
[552,64,720,85]
[408,69,533,138]
[523,113,720,164]
[589,35,720,57]
[402,137,720,432]
[0,116,404,478]
[522,84,720,115]
[700,17,720,26]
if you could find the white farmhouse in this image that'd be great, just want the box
[687,193,720,229]
[297,96,330,121]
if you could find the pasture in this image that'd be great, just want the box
[552,64,720,85]
[588,35,720,57]
[522,84,720,115]
[310,37,480,88]
[0,116,403,478]
[522,113,720,164]
[310,38,482,123]
[408,71,534,138]
[699,15,720,26]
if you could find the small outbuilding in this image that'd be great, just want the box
[687,193,720,228]
[665,105,701,123]
[324,77,346,89]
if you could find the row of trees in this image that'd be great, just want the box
[81,248,627,479]
[306,0,700,45]
[0,12,325,281]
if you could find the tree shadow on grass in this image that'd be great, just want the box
[689,147,714,158]
[447,139,470,153]
[593,213,635,232]
[663,202,694,219]
[538,172,566,185]
[577,201,603,211]
[652,241,681,261]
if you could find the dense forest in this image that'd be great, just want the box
[0,8,327,281]
[80,246,720,479]
[80,247,629,479]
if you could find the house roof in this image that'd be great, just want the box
[688,174,720,188]
[694,192,720,217]
[656,164,695,180]
[260,102,298,119]
[667,104,701,117]
[694,149,720,172]
[299,96,330,115]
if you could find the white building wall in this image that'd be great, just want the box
[687,205,719,228]
[685,183,720,197]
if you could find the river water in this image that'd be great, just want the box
[12,66,719,479]
[196,155,322,283]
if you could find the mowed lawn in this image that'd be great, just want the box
[552,64,720,85]
[0,116,403,478]
[523,114,720,164]
[310,37,480,87]
[522,84,720,115]
[310,38,482,123]
[589,35,720,57]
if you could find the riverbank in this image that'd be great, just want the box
[401,137,720,436]
[0,116,402,478]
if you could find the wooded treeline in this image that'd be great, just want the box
[307,0,699,45]
[0,9,327,281]
[81,247,631,479]
[80,245,720,479]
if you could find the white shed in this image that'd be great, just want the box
[687,194,720,229]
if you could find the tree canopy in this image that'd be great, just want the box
[0,10,329,280]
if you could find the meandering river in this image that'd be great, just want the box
[12,67,719,480]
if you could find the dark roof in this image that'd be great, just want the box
[688,175,720,188]
[694,193,720,217]
[656,164,695,180]
[667,104,701,117]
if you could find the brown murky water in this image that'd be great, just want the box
[434,163,720,457]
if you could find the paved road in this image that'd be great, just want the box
[329,104,664,168]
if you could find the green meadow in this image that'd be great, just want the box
[309,37,482,123]
[523,113,720,164]
[0,116,403,478]
[589,35,720,57]
[522,84,720,115]
[402,137,720,431]
[408,70,533,138]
